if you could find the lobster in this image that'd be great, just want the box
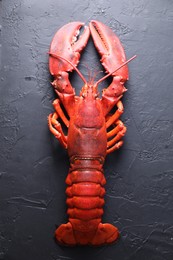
[48,20,135,246]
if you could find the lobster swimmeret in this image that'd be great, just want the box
[48,20,135,246]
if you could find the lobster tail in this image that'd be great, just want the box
[55,159,119,246]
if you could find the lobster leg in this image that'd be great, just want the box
[106,100,124,128]
[107,141,123,155]
[106,113,127,155]
[107,122,126,154]
[107,126,126,148]
[107,120,124,138]
[52,99,69,127]
[48,113,67,149]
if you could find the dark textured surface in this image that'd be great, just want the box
[0,0,173,259]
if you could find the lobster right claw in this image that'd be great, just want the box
[49,22,90,76]
[49,22,90,105]
[89,20,129,82]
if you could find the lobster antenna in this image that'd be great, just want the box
[95,55,137,86]
[82,62,92,83]
[48,52,87,84]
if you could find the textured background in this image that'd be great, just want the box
[0,0,173,259]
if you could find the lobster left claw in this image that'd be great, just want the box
[89,20,128,81]
[89,20,130,114]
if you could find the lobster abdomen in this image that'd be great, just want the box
[55,165,119,246]
[66,169,105,244]
[66,169,106,230]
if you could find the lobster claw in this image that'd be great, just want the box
[49,22,90,76]
[89,20,128,82]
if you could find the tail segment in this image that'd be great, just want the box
[55,166,119,246]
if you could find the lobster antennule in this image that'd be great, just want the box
[95,55,137,86]
[48,53,87,84]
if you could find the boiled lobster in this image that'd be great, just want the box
[48,20,135,246]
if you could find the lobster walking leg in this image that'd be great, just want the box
[48,113,67,149]
[107,120,127,154]
[106,101,124,128]
[107,125,126,149]
[107,120,124,138]
[52,99,69,127]
[106,141,123,154]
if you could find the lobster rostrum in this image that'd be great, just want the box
[48,20,135,246]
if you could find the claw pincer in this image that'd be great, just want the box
[49,22,90,98]
[49,22,90,74]
[90,20,128,79]
[48,20,135,246]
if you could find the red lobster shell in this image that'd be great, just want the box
[48,20,135,246]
